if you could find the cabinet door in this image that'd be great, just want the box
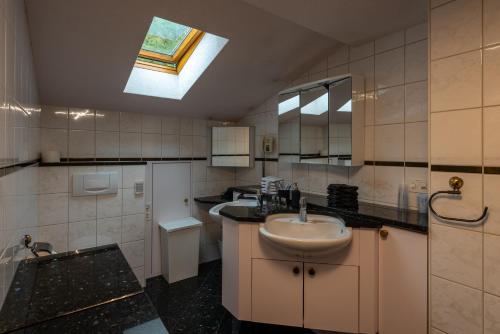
[251,259,303,327]
[379,226,427,334]
[304,264,359,333]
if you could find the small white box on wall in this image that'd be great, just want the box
[72,172,118,196]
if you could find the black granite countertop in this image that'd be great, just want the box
[196,193,428,234]
[0,244,167,334]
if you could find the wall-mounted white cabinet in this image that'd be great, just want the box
[210,126,255,167]
[378,226,427,334]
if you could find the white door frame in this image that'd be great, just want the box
[145,161,193,279]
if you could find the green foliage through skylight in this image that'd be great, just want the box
[141,17,192,56]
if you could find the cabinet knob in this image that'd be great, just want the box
[292,266,300,275]
[184,198,189,204]
[308,268,316,277]
[380,229,389,239]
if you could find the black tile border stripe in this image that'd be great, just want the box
[0,159,40,178]
[255,158,279,162]
[40,157,209,167]
[431,165,482,173]
[483,167,500,174]
[364,161,428,167]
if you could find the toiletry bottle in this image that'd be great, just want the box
[417,193,429,214]
[291,183,301,209]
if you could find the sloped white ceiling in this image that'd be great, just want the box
[243,0,427,44]
[24,0,338,120]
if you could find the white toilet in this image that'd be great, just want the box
[159,217,202,284]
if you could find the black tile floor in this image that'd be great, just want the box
[145,260,315,334]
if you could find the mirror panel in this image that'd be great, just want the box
[329,78,352,166]
[277,75,364,167]
[300,86,329,164]
[278,92,300,163]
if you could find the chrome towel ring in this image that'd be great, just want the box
[429,176,488,223]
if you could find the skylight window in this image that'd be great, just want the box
[135,17,204,75]
[278,95,300,115]
[124,16,228,100]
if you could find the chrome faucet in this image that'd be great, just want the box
[299,197,308,222]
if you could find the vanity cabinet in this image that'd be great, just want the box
[303,263,359,332]
[251,259,303,327]
[222,218,378,334]
[378,226,427,334]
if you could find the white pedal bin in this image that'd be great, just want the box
[159,217,202,283]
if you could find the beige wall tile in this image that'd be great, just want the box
[348,165,374,201]
[38,193,68,226]
[406,22,428,44]
[141,133,161,158]
[68,220,97,250]
[69,130,95,158]
[41,106,68,129]
[430,109,482,166]
[484,174,500,235]
[430,0,482,60]
[95,131,119,158]
[374,124,404,161]
[483,46,500,106]
[97,189,122,219]
[375,48,404,89]
[405,81,428,122]
[484,0,500,46]
[374,86,404,124]
[431,223,483,288]
[405,122,428,162]
[484,234,500,296]
[95,110,119,132]
[375,30,404,53]
[364,126,374,161]
[308,164,327,194]
[374,165,404,205]
[430,172,483,229]
[38,167,68,194]
[485,293,500,334]
[162,116,180,135]
[97,217,121,246]
[41,128,67,158]
[405,40,428,83]
[69,108,94,130]
[119,132,141,158]
[430,50,482,112]
[349,57,374,92]
[119,112,141,133]
[365,91,375,125]
[162,134,179,158]
[37,223,68,253]
[69,195,96,223]
[349,41,374,61]
[431,276,483,334]
[141,114,162,134]
[484,106,500,166]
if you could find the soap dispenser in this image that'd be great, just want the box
[291,183,301,209]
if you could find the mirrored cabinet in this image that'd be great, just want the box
[278,74,364,166]
[210,126,255,167]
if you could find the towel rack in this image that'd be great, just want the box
[429,176,488,223]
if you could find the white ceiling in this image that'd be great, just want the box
[25,0,427,121]
[24,0,337,120]
[242,0,427,44]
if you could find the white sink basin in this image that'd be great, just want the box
[209,199,258,223]
[259,214,352,254]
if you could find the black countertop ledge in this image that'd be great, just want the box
[0,244,167,334]
[195,194,428,234]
